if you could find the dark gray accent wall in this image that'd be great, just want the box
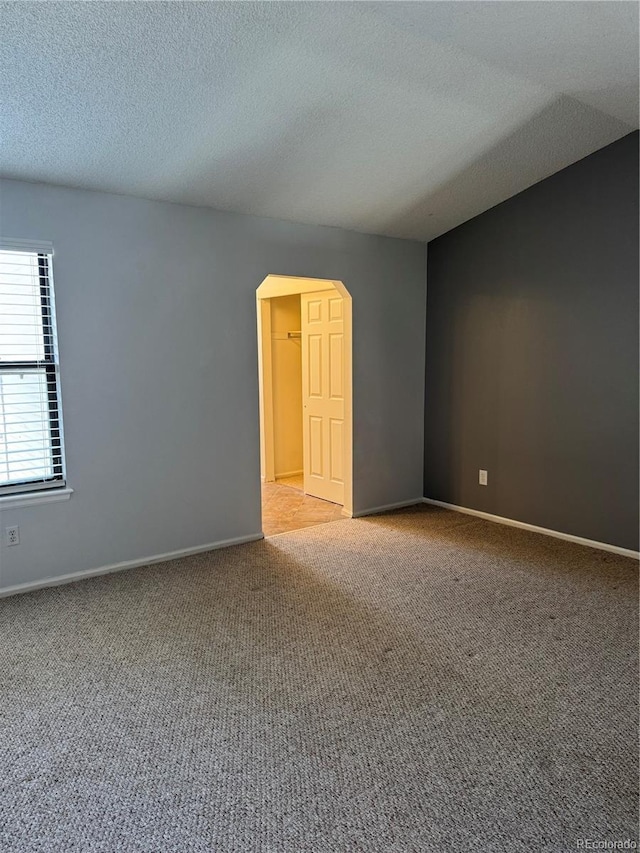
[424,131,639,551]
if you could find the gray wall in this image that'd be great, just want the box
[0,179,426,590]
[424,131,639,551]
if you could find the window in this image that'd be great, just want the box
[0,244,66,496]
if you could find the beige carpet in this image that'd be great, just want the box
[0,505,637,852]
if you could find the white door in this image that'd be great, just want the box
[301,291,345,505]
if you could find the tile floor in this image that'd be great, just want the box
[261,475,344,536]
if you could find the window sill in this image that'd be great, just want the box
[0,487,73,510]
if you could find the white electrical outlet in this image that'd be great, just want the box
[479,469,488,486]
[5,526,20,546]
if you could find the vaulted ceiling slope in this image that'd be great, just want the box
[1,2,638,242]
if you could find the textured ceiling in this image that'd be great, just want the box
[1,2,638,242]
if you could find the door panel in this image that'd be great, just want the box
[329,333,343,398]
[307,298,322,323]
[329,418,343,482]
[328,296,343,322]
[308,335,323,397]
[309,416,323,477]
[302,291,345,505]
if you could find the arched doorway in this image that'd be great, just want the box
[256,275,353,534]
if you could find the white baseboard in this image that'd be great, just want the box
[353,498,424,519]
[275,470,303,480]
[422,498,639,559]
[0,533,264,599]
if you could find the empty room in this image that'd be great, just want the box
[0,2,638,851]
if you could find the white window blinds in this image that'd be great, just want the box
[0,248,66,494]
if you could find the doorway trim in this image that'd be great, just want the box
[256,275,353,519]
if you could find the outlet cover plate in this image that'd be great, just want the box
[5,526,20,546]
